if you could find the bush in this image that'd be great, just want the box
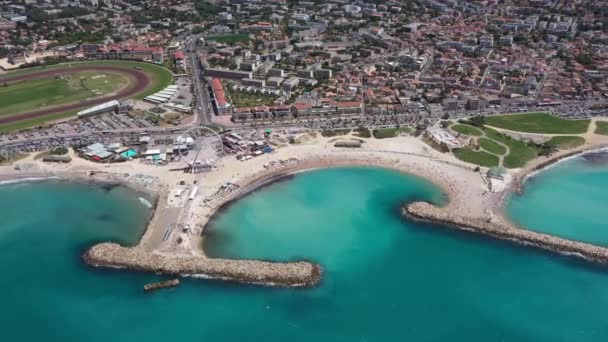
[355,126,371,138]
[50,147,68,155]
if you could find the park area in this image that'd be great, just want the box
[450,121,586,169]
[224,86,278,108]
[0,61,172,132]
[595,121,608,135]
[484,112,590,134]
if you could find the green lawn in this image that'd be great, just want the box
[0,110,77,133]
[372,127,411,139]
[547,136,585,149]
[485,112,590,134]
[595,121,608,135]
[0,61,172,132]
[225,85,278,107]
[0,60,172,100]
[484,127,539,168]
[453,148,499,167]
[451,124,483,136]
[478,137,507,155]
[0,71,127,117]
[206,33,251,43]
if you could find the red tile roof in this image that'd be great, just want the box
[211,78,229,108]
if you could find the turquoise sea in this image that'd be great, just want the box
[508,153,608,246]
[1,166,608,341]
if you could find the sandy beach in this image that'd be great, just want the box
[2,130,608,285]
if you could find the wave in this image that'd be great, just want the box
[138,197,153,209]
[0,176,61,185]
[524,147,608,182]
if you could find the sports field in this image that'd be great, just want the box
[0,61,172,132]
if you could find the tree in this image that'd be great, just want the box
[469,115,486,127]
[575,53,594,66]
[538,142,557,156]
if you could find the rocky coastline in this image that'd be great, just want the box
[513,144,608,195]
[84,243,322,287]
[405,202,608,265]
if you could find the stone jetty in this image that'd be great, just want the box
[405,202,608,265]
[84,243,322,287]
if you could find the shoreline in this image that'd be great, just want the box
[2,135,608,287]
[407,143,608,268]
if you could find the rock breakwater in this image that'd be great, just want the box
[84,243,322,287]
[405,202,608,265]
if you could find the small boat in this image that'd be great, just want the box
[144,279,180,292]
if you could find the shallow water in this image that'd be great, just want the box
[1,168,608,341]
[508,155,608,246]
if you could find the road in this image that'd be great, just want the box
[184,33,214,125]
[189,53,214,125]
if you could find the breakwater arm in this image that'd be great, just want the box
[84,243,321,287]
[405,202,608,265]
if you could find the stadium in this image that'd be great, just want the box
[0,60,173,131]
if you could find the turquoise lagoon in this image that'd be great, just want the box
[0,165,608,341]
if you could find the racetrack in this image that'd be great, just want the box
[0,64,159,126]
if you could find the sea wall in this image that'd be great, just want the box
[84,243,322,287]
[405,202,608,265]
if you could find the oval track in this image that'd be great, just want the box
[0,65,154,125]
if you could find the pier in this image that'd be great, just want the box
[85,243,321,287]
[405,202,608,266]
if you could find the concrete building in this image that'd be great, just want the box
[205,68,252,80]
[81,44,164,64]
[242,78,266,88]
[282,77,300,91]
[267,77,284,88]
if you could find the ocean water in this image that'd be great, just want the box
[1,168,608,341]
[508,153,608,246]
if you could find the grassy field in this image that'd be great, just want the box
[453,148,499,167]
[595,121,608,135]
[484,112,590,134]
[0,110,77,133]
[372,127,411,139]
[0,61,172,100]
[547,136,586,149]
[0,61,172,132]
[451,124,483,136]
[0,71,127,118]
[450,123,539,168]
[478,137,507,155]
[206,33,251,43]
[484,127,539,168]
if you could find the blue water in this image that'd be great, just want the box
[1,167,608,341]
[508,154,608,246]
